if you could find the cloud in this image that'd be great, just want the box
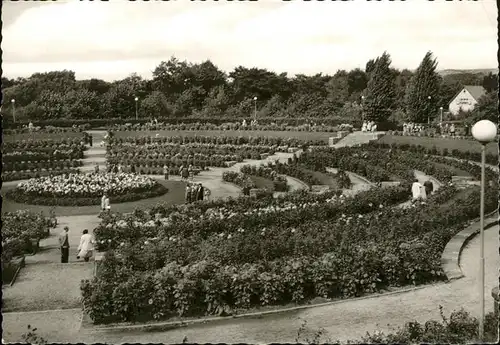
[2,0,497,81]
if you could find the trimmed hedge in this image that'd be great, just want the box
[5,183,169,206]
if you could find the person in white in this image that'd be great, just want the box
[77,229,95,262]
[101,194,110,212]
[419,183,427,200]
[361,121,367,132]
[411,179,423,201]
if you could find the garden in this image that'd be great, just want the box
[5,172,168,207]
[105,134,315,175]
[1,136,87,182]
[2,210,56,285]
[79,141,498,324]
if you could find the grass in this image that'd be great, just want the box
[299,167,339,188]
[431,161,473,177]
[1,180,187,216]
[249,175,275,190]
[3,131,85,142]
[113,129,335,143]
[378,134,498,155]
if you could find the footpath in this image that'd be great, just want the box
[2,131,498,343]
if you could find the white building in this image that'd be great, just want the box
[448,85,487,116]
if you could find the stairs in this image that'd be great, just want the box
[332,131,385,148]
[80,131,107,173]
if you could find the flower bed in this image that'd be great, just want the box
[2,159,83,172]
[5,173,168,206]
[371,141,498,166]
[1,169,81,182]
[2,211,51,265]
[81,183,497,323]
[299,146,464,183]
[111,122,353,134]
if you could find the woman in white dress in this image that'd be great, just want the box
[77,229,95,262]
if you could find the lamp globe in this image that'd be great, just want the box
[471,120,497,144]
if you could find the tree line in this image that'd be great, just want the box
[1,51,497,124]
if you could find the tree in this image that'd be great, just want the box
[140,91,172,118]
[482,72,498,93]
[468,91,498,123]
[363,52,397,122]
[188,60,227,95]
[404,51,440,123]
[202,85,231,117]
[152,57,192,99]
[365,59,376,75]
[347,68,368,96]
[325,70,349,109]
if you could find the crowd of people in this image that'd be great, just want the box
[361,121,377,132]
[185,182,209,203]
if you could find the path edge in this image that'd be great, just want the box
[440,210,499,281]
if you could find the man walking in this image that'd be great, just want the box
[58,226,70,263]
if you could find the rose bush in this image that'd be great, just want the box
[6,172,168,206]
[2,210,51,263]
[1,169,81,182]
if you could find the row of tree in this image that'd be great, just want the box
[1,52,497,124]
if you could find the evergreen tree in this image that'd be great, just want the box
[404,51,440,123]
[364,52,397,122]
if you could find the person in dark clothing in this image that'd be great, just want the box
[131,165,136,174]
[424,180,434,196]
[89,134,93,147]
[58,226,70,263]
[197,183,204,201]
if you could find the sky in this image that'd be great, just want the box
[2,0,498,82]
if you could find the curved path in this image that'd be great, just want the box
[2,134,497,343]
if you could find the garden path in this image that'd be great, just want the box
[2,215,100,314]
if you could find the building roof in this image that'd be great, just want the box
[448,85,487,106]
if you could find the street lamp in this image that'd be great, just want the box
[134,97,139,120]
[471,119,498,341]
[439,106,443,125]
[11,99,16,123]
[253,96,257,122]
[361,95,365,122]
[427,96,432,125]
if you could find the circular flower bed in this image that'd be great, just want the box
[6,172,168,206]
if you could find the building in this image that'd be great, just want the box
[448,85,487,115]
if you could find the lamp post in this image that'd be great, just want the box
[471,119,498,341]
[439,106,443,125]
[134,97,139,121]
[427,96,432,125]
[253,96,257,122]
[11,99,16,123]
[361,95,365,122]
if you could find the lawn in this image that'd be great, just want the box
[299,167,339,188]
[249,175,275,190]
[431,161,473,177]
[1,180,187,216]
[378,135,498,155]
[3,131,85,142]
[113,129,335,143]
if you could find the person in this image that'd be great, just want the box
[449,123,455,137]
[101,194,110,212]
[190,184,198,203]
[204,187,211,201]
[362,122,367,132]
[182,165,189,181]
[131,165,136,174]
[424,180,434,196]
[411,179,423,201]
[113,164,119,173]
[58,226,70,263]
[197,183,204,201]
[94,163,100,173]
[242,119,247,128]
[185,184,191,204]
[77,229,95,262]
[117,164,123,173]
[188,165,194,180]
[163,164,169,180]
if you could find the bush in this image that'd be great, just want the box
[6,183,168,206]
